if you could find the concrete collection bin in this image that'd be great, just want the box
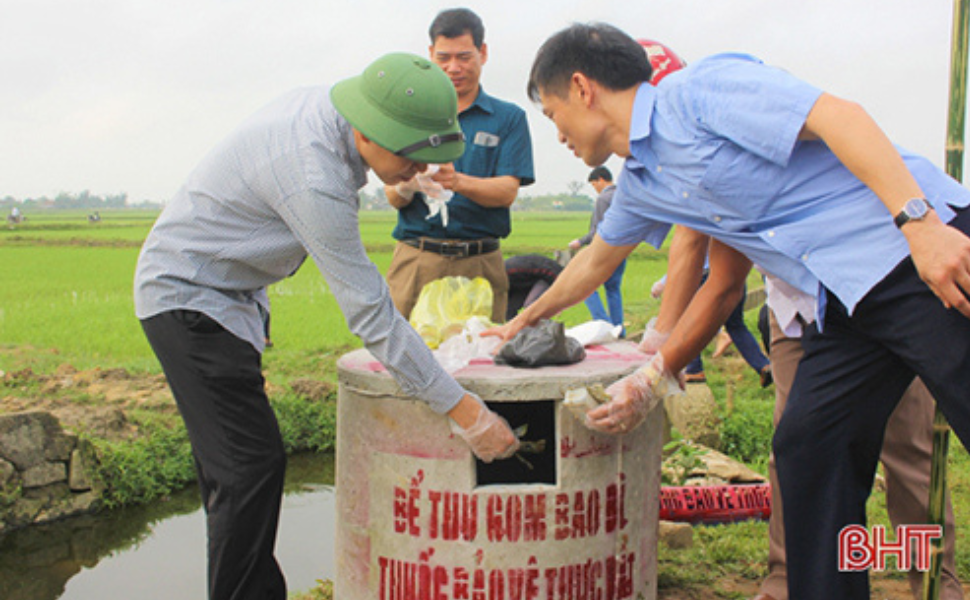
[335,341,664,600]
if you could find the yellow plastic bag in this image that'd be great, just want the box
[409,276,493,348]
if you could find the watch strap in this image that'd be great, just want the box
[894,198,933,229]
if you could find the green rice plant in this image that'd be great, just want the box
[0,245,155,371]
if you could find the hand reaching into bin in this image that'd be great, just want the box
[585,353,683,435]
[448,392,521,462]
[637,317,670,355]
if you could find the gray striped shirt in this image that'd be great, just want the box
[578,184,616,247]
[134,85,465,413]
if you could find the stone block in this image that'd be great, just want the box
[664,383,722,449]
[659,520,694,549]
[6,495,46,527]
[44,430,77,463]
[22,463,66,489]
[35,490,100,523]
[0,411,62,469]
[0,457,15,487]
[68,444,98,492]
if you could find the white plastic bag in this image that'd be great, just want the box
[565,320,622,347]
[433,316,501,372]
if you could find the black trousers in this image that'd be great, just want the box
[142,310,287,600]
[775,207,970,599]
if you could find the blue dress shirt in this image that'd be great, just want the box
[598,53,970,321]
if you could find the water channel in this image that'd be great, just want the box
[0,452,337,600]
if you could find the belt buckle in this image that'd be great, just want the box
[440,242,468,258]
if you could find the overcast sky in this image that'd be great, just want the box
[0,0,959,203]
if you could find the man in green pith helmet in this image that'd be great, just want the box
[134,53,520,600]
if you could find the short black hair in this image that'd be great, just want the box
[588,166,612,182]
[429,8,485,49]
[528,23,651,102]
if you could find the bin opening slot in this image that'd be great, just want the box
[476,400,556,486]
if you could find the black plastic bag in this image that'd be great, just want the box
[495,319,586,368]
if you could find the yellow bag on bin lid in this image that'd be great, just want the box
[409,276,493,348]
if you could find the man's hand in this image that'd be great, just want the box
[448,393,520,462]
[481,313,531,349]
[637,317,670,355]
[903,215,970,318]
[386,178,420,209]
[802,93,970,318]
[568,239,582,250]
[429,163,460,191]
[585,353,682,435]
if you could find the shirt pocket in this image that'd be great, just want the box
[698,142,785,229]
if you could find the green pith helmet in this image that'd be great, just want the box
[331,53,465,163]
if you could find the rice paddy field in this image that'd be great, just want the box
[0,208,677,383]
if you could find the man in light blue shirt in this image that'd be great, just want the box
[488,23,970,600]
[135,53,519,600]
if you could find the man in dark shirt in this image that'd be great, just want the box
[385,8,534,323]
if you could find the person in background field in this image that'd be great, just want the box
[385,7,534,323]
[134,53,519,600]
[570,165,626,334]
[7,205,22,226]
[486,23,970,599]
[643,227,962,600]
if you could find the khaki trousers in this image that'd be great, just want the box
[760,311,962,600]
[386,241,508,323]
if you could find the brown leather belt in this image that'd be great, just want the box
[403,237,499,258]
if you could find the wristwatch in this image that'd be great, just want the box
[893,198,933,228]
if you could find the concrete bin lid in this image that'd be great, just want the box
[337,341,647,402]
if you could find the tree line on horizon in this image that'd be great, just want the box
[4,183,594,213]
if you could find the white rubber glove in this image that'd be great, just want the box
[650,277,667,299]
[452,393,520,462]
[417,165,454,226]
[395,176,422,201]
[637,317,670,355]
[585,352,682,435]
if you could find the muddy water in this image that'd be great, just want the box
[0,452,336,600]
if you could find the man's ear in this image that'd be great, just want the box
[351,128,373,155]
[480,42,489,66]
[571,72,595,108]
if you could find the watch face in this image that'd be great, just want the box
[905,198,929,219]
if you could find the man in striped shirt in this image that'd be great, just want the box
[134,53,519,600]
